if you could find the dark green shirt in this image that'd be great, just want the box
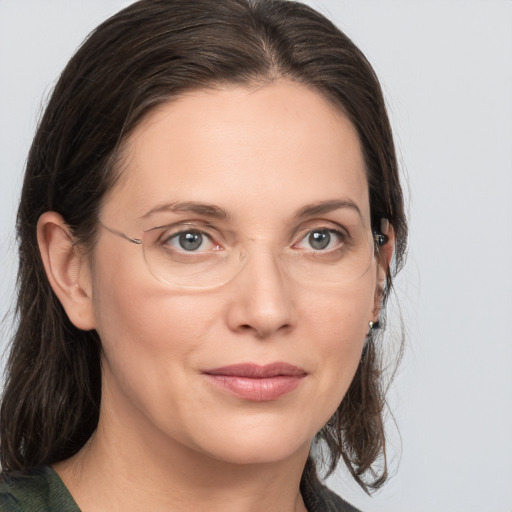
[0,466,80,511]
[0,466,360,511]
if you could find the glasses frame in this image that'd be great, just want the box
[100,223,389,248]
[98,220,390,287]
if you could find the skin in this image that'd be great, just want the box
[38,79,393,512]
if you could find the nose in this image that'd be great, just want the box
[225,247,296,339]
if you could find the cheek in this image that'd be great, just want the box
[94,280,218,364]
[91,266,228,442]
[299,279,376,416]
[303,278,375,349]
[90,241,223,397]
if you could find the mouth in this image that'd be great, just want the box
[203,363,307,402]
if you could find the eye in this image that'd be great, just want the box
[294,228,346,252]
[163,229,219,252]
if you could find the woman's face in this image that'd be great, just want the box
[89,80,382,465]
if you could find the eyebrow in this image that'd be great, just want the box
[140,201,229,220]
[140,198,361,222]
[293,199,363,220]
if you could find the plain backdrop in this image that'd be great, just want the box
[1,1,511,511]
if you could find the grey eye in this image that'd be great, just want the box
[157,225,218,255]
[308,230,331,250]
[177,231,204,251]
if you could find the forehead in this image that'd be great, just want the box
[103,80,369,225]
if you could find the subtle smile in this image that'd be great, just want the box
[203,363,307,401]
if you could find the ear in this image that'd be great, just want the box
[37,211,96,331]
[372,221,395,320]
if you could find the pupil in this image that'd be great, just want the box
[179,232,202,251]
[309,231,330,250]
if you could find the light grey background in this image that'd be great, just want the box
[1,1,511,511]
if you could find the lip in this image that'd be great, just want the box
[203,363,307,402]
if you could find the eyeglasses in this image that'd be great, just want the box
[99,219,389,290]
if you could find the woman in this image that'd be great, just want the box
[0,0,407,510]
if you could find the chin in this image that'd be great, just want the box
[189,420,315,466]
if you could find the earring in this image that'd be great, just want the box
[367,320,380,336]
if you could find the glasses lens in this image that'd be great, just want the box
[282,225,375,286]
[140,223,375,289]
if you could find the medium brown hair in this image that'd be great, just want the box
[1,0,407,494]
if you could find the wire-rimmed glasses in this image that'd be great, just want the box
[99,219,389,290]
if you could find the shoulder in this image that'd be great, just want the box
[310,483,362,512]
[0,466,80,512]
[301,457,362,512]
[302,478,362,512]
[315,483,362,512]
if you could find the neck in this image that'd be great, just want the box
[54,382,310,512]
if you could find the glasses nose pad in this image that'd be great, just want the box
[224,245,250,285]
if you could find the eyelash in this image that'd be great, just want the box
[157,226,221,253]
[153,222,349,254]
[292,228,348,253]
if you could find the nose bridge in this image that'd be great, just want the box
[243,238,287,288]
[227,238,295,338]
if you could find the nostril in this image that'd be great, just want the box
[238,322,292,339]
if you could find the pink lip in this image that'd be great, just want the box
[203,363,307,402]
